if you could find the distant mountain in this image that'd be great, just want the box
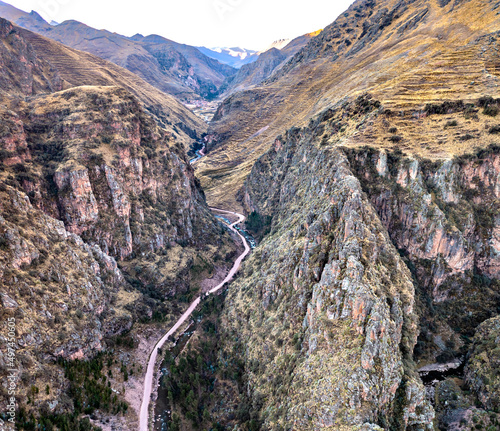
[221,31,320,95]
[259,38,291,53]
[197,46,259,69]
[0,1,236,101]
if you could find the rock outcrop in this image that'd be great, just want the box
[0,184,135,411]
[345,138,500,359]
[222,107,435,429]
[219,97,500,429]
[465,315,500,411]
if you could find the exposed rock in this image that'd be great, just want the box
[222,117,434,429]
[465,315,500,411]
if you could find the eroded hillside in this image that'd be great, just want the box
[211,96,500,430]
[197,0,500,210]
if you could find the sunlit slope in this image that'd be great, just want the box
[196,0,500,209]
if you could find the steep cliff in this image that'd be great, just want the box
[0,85,235,423]
[465,315,500,411]
[219,96,500,429]
[222,99,433,430]
[0,183,137,413]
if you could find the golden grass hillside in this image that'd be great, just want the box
[0,17,207,147]
[197,0,500,210]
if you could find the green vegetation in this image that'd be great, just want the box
[479,96,500,117]
[59,354,129,415]
[15,352,133,429]
[245,211,272,240]
[389,135,403,143]
[425,100,466,115]
[16,409,102,431]
[160,293,258,430]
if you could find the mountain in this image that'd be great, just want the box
[1,0,500,428]
[0,17,237,428]
[197,46,259,69]
[181,0,500,428]
[0,19,206,146]
[0,0,51,32]
[128,33,236,99]
[216,98,500,429]
[222,31,321,95]
[260,38,292,52]
[0,1,236,101]
[197,0,500,209]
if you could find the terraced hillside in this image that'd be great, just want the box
[196,0,500,210]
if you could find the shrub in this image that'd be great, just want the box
[0,149,13,161]
[478,96,496,108]
[460,133,475,141]
[0,236,8,250]
[425,100,464,115]
[488,125,500,134]
[389,135,403,143]
[389,127,398,134]
[445,120,458,127]
[484,105,499,117]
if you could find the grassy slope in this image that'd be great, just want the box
[196,0,500,210]
[0,19,207,146]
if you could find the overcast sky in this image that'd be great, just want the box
[5,0,354,50]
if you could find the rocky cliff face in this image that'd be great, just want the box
[3,85,233,296]
[0,183,136,413]
[344,131,500,360]
[0,85,235,419]
[465,315,500,411]
[219,97,500,429]
[223,103,434,430]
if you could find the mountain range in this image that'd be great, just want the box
[0,0,236,101]
[0,1,325,102]
[1,0,500,430]
[197,46,259,69]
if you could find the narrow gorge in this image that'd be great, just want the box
[1,0,500,430]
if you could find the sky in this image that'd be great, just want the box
[4,0,354,51]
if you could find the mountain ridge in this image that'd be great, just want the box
[0,1,237,101]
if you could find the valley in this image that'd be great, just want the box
[0,0,500,430]
[139,209,251,431]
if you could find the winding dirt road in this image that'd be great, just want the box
[139,209,250,431]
